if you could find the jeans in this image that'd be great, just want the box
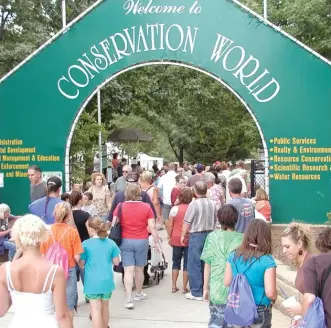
[4,240,16,261]
[187,231,210,297]
[66,267,78,311]
[249,306,272,328]
[209,304,272,328]
[172,246,188,271]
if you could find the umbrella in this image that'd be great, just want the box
[107,128,152,143]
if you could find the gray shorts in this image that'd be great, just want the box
[162,204,172,220]
[120,238,149,267]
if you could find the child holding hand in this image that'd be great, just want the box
[80,217,120,328]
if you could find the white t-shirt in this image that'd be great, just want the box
[226,174,247,202]
[158,170,177,205]
[169,205,179,217]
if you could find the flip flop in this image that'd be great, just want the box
[172,287,179,293]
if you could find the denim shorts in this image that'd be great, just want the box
[162,204,172,220]
[208,303,272,328]
[66,267,78,311]
[172,246,188,271]
[120,238,149,267]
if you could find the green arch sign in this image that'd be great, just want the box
[1,0,331,223]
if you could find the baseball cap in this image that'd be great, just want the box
[126,172,139,183]
[46,176,62,189]
[196,163,204,172]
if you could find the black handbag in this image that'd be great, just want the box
[113,261,124,273]
[109,202,122,246]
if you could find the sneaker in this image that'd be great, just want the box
[134,292,147,301]
[124,299,134,309]
[185,292,203,301]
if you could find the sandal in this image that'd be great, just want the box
[172,287,179,293]
[89,314,92,321]
[182,288,190,294]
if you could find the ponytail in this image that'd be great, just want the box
[43,184,52,218]
[87,217,108,239]
[54,202,71,223]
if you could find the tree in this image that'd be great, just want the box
[110,65,262,164]
[242,0,331,59]
[69,109,106,184]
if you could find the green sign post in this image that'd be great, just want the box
[1,0,331,223]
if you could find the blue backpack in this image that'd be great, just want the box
[298,263,331,328]
[224,257,262,326]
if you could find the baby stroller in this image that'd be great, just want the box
[148,236,168,285]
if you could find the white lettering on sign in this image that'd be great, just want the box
[124,0,185,15]
[211,34,280,103]
[57,24,199,100]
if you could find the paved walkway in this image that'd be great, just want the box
[0,232,292,327]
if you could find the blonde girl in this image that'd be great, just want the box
[40,202,83,320]
[0,214,72,328]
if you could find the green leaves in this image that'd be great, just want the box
[102,65,261,164]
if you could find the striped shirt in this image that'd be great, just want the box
[183,197,217,233]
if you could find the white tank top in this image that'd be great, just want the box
[6,262,58,318]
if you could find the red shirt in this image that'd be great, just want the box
[171,187,180,206]
[113,201,154,239]
[169,204,189,247]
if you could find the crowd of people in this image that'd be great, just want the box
[0,159,330,328]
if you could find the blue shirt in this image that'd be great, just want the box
[81,238,120,295]
[227,252,276,306]
[29,196,63,224]
[228,198,255,233]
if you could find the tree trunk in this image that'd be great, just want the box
[179,147,184,166]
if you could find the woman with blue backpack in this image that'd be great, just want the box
[224,219,277,328]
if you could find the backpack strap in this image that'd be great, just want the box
[146,185,154,193]
[50,226,70,243]
[49,227,56,243]
[58,227,70,243]
[242,256,261,275]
